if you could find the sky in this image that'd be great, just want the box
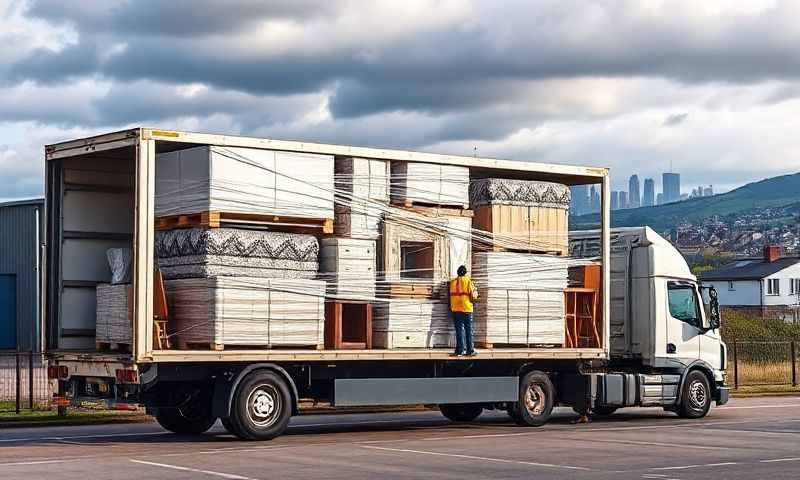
[2,0,800,200]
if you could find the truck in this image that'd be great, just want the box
[44,128,728,440]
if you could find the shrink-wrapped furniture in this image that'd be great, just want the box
[167,277,325,349]
[319,237,377,301]
[372,298,453,348]
[470,178,570,254]
[155,145,334,221]
[472,252,568,346]
[391,162,469,207]
[95,283,131,346]
[334,157,389,239]
[156,228,319,280]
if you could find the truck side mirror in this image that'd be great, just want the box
[708,286,721,330]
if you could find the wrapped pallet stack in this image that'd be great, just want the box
[391,162,469,208]
[153,145,334,350]
[95,283,132,347]
[167,277,325,350]
[334,157,389,239]
[372,299,453,348]
[157,229,327,349]
[472,252,569,346]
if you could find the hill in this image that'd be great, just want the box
[571,172,800,231]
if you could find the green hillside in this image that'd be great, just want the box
[571,172,800,231]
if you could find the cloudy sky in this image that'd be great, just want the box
[2,0,800,200]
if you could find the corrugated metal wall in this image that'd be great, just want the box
[0,200,43,352]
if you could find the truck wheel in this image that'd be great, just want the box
[439,403,483,422]
[511,371,554,427]
[679,370,712,419]
[155,392,216,435]
[221,417,235,434]
[227,370,292,441]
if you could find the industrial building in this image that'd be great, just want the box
[0,198,44,351]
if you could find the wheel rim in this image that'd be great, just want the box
[524,384,546,416]
[688,380,707,409]
[246,384,281,427]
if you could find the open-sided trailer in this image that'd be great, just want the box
[43,127,725,441]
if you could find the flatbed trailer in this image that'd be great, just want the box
[43,128,725,441]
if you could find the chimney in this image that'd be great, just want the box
[764,245,781,263]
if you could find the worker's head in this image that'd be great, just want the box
[457,265,467,277]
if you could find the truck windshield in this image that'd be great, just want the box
[667,283,701,327]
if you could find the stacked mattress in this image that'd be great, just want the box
[391,162,469,206]
[95,283,131,344]
[472,252,568,345]
[372,298,453,348]
[167,277,325,347]
[319,238,377,301]
[334,157,389,239]
[469,178,571,208]
[156,228,319,280]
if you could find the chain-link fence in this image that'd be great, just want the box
[729,340,798,388]
[0,352,52,413]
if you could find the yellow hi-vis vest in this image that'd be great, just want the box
[449,275,477,313]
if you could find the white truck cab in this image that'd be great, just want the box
[570,226,729,417]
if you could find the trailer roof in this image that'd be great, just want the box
[45,127,608,185]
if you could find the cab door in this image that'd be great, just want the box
[665,281,702,363]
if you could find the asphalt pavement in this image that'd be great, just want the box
[1,396,799,479]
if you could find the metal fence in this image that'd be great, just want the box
[729,340,798,388]
[0,352,52,413]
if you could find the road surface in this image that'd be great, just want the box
[1,396,799,479]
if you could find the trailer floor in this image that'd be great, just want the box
[1,396,799,479]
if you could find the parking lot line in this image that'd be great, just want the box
[360,445,591,471]
[129,459,259,480]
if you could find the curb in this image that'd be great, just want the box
[730,391,800,398]
[0,413,152,429]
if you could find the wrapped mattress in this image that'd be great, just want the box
[156,228,319,280]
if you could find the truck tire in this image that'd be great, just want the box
[154,391,216,435]
[227,370,292,441]
[221,417,235,434]
[679,370,712,419]
[439,403,483,422]
[511,371,554,427]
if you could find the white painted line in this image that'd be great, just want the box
[759,457,800,463]
[0,431,169,443]
[129,459,259,480]
[0,459,80,467]
[361,445,590,471]
[651,462,738,471]
[718,403,800,410]
[568,437,732,451]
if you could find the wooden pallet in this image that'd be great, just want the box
[155,211,334,234]
[474,342,563,349]
[176,341,324,351]
[96,342,131,353]
[393,199,471,212]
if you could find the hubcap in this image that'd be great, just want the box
[689,380,707,409]
[246,385,281,427]
[524,384,546,416]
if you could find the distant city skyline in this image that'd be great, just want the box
[571,168,718,215]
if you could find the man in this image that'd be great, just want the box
[449,265,478,356]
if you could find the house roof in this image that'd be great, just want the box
[699,257,800,281]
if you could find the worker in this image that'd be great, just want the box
[449,265,478,356]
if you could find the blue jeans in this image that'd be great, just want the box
[453,311,474,354]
